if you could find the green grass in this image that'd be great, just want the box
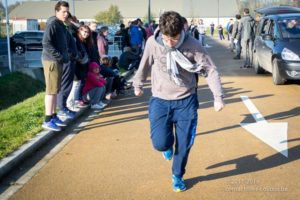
[0,92,45,159]
[0,72,45,110]
[0,72,45,159]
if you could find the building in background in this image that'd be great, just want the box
[12,19,39,33]
[8,0,238,27]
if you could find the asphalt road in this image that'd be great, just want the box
[3,37,300,200]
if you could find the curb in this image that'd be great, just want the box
[0,106,89,180]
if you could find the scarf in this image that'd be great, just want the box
[162,31,206,86]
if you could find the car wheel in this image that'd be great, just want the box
[272,58,286,85]
[253,51,265,74]
[15,45,24,55]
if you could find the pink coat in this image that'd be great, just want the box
[82,63,107,95]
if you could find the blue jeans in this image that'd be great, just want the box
[235,39,241,57]
[148,94,199,177]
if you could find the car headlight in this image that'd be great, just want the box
[281,48,300,61]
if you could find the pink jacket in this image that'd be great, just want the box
[97,35,108,58]
[82,62,107,95]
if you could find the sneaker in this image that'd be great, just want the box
[162,147,173,161]
[52,116,67,127]
[233,56,240,60]
[91,104,104,110]
[111,91,118,99]
[172,175,186,192]
[42,119,61,132]
[75,100,89,108]
[58,108,76,119]
[105,93,112,100]
[98,101,107,108]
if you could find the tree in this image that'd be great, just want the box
[95,5,122,25]
[0,2,4,20]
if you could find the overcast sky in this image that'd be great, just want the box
[2,0,49,6]
[2,0,24,6]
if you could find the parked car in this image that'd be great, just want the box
[10,31,44,55]
[253,6,300,85]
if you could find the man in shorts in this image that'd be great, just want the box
[42,1,70,131]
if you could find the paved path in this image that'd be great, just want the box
[4,37,300,200]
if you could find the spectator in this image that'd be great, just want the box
[129,20,143,53]
[197,19,206,46]
[82,62,107,109]
[88,21,100,62]
[67,25,93,110]
[57,12,78,119]
[190,21,199,40]
[236,8,256,68]
[115,23,130,51]
[100,56,116,100]
[109,56,126,95]
[118,46,140,71]
[226,19,234,49]
[226,19,234,41]
[218,24,225,40]
[133,11,224,192]
[144,23,153,40]
[210,22,215,36]
[232,14,242,59]
[41,1,70,131]
[97,26,109,58]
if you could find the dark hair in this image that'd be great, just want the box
[236,14,241,20]
[120,23,125,29]
[99,26,108,36]
[181,17,188,24]
[110,56,119,66]
[77,25,93,49]
[244,8,250,14]
[159,11,183,37]
[55,1,69,12]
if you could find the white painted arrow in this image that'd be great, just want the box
[240,96,288,157]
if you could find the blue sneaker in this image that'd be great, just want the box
[58,108,76,119]
[52,116,67,127]
[42,120,61,132]
[172,175,186,192]
[162,147,173,160]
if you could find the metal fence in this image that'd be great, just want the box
[108,35,123,58]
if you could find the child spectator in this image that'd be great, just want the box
[100,56,116,99]
[109,56,127,95]
[82,62,107,109]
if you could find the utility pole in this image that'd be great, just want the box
[72,0,75,15]
[5,0,12,72]
[148,0,151,23]
[217,0,220,25]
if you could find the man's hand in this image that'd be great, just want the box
[134,88,143,97]
[234,39,238,44]
[214,101,225,112]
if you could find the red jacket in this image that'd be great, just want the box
[82,63,106,95]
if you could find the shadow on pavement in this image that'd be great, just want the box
[186,143,300,190]
[79,81,152,131]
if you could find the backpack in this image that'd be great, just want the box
[190,26,199,40]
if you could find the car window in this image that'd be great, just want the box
[278,16,300,39]
[261,19,270,35]
[268,20,281,39]
[24,32,36,38]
